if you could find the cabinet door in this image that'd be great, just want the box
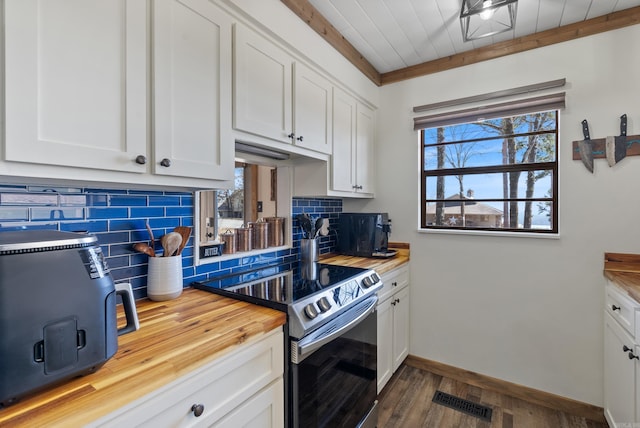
[604,312,636,425]
[233,24,292,144]
[4,0,147,172]
[331,87,357,192]
[214,379,284,428]
[293,63,332,154]
[392,286,410,372]
[153,0,233,181]
[356,103,375,194]
[377,297,394,393]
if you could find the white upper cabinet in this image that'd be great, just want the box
[4,0,148,173]
[331,87,357,193]
[331,87,375,195]
[293,62,332,154]
[233,24,332,155]
[153,0,234,181]
[233,23,292,144]
[355,102,375,194]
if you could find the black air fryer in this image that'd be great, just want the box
[338,213,397,258]
[0,230,136,406]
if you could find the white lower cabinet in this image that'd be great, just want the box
[89,329,284,428]
[377,265,410,393]
[604,283,640,427]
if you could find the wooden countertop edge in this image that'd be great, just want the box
[604,252,640,304]
[319,244,410,275]
[0,289,286,427]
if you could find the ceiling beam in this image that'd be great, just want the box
[381,5,640,85]
[280,0,382,86]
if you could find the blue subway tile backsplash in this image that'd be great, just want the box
[0,184,342,300]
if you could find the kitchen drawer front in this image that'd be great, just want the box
[214,378,284,427]
[378,265,410,304]
[91,329,284,427]
[605,283,638,338]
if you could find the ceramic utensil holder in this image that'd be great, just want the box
[147,255,183,301]
[300,239,318,265]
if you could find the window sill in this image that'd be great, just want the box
[417,228,560,239]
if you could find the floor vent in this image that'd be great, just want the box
[432,390,493,422]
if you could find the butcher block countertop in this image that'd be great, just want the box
[0,289,286,427]
[320,242,410,274]
[604,252,640,303]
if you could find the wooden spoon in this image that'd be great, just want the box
[133,242,155,257]
[161,232,182,257]
[173,226,192,255]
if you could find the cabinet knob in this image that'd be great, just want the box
[160,158,171,167]
[392,281,398,287]
[630,352,640,361]
[191,403,205,417]
[135,155,147,165]
[287,133,295,139]
[612,305,621,311]
[391,301,396,306]
[296,135,304,142]
[395,298,400,304]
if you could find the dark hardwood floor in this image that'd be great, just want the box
[377,363,609,428]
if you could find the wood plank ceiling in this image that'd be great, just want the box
[281,0,640,86]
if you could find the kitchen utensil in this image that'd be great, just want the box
[577,119,594,173]
[319,218,330,236]
[606,114,627,167]
[314,217,323,238]
[145,221,155,250]
[161,232,182,257]
[173,226,192,255]
[297,213,312,238]
[133,242,155,257]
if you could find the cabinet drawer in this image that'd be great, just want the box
[605,283,638,337]
[378,265,410,303]
[91,329,283,427]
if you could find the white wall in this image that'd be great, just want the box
[347,25,640,406]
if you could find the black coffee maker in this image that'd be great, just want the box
[337,213,396,258]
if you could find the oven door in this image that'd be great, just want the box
[290,296,378,428]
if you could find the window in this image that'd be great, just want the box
[420,110,558,233]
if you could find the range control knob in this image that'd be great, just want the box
[317,297,332,313]
[304,303,319,319]
[370,273,380,284]
[362,276,373,288]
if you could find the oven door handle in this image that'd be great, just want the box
[291,295,377,364]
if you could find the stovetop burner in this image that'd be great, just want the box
[192,262,382,338]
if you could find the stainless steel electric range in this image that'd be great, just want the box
[193,261,382,428]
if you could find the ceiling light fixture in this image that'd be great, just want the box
[460,0,518,42]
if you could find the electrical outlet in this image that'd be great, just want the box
[257,201,263,212]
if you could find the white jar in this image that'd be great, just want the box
[147,255,183,301]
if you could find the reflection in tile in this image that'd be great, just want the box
[0,193,58,206]
[30,207,84,221]
[0,207,29,221]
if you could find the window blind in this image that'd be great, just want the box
[413,92,566,131]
